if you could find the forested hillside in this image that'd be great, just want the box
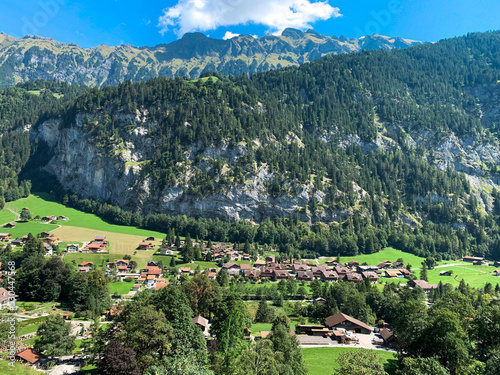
[3,31,500,262]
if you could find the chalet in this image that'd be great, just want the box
[155,282,170,290]
[439,270,453,276]
[226,268,239,277]
[138,242,153,250]
[260,267,275,278]
[88,243,104,252]
[384,270,402,278]
[265,255,276,263]
[346,261,359,268]
[132,284,141,291]
[296,271,314,282]
[494,270,500,276]
[254,260,267,268]
[41,215,56,221]
[193,315,210,332]
[179,267,191,274]
[44,236,60,245]
[320,270,339,282]
[11,239,23,246]
[408,279,439,292]
[392,261,404,268]
[239,264,251,273]
[361,271,379,282]
[244,270,260,279]
[325,258,336,264]
[66,244,79,253]
[146,236,155,241]
[269,263,285,270]
[146,267,162,276]
[158,248,174,255]
[295,324,328,336]
[117,266,128,273]
[292,264,309,273]
[463,256,484,262]
[473,260,487,265]
[242,253,250,261]
[40,231,51,238]
[44,243,53,255]
[22,235,28,242]
[223,262,239,270]
[3,222,15,228]
[208,272,217,280]
[325,312,372,334]
[343,273,363,283]
[380,328,395,346]
[357,265,379,272]
[94,235,106,242]
[15,348,42,366]
[399,269,411,278]
[0,233,12,241]
[115,259,130,268]
[146,275,156,287]
[273,269,290,280]
[377,261,392,269]
[333,264,350,276]
[312,266,328,278]
[78,262,93,272]
[57,215,68,221]
[226,251,239,260]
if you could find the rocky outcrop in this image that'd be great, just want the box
[0,30,421,88]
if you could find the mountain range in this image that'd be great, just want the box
[0,29,421,88]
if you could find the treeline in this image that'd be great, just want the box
[53,191,479,260]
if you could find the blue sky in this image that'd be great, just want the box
[0,0,499,48]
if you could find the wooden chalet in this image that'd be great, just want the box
[325,313,372,334]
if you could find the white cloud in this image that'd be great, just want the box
[159,0,341,37]
[223,31,240,40]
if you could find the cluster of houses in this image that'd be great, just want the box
[80,235,108,253]
[135,262,169,290]
[211,256,419,284]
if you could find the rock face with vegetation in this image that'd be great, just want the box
[0,30,421,88]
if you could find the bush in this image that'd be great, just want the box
[124,277,134,282]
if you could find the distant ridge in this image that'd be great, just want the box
[0,29,422,88]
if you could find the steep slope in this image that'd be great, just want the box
[0,30,421,88]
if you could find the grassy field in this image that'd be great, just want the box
[302,347,397,375]
[109,281,135,295]
[5,193,166,237]
[19,323,40,336]
[0,360,41,374]
[64,253,120,269]
[2,221,59,238]
[318,247,426,267]
[0,209,16,225]
[426,265,500,288]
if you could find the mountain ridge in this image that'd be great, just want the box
[0,29,421,88]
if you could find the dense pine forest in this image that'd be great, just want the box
[2,32,500,262]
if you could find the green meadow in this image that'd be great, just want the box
[5,193,166,238]
[318,247,426,267]
[302,347,397,375]
[109,281,135,295]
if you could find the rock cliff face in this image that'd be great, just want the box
[33,113,358,222]
[0,30,421,88]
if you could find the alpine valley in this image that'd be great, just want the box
[2,30,500,260]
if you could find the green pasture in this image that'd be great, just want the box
[5,193,166,237]
[302,347,397,375]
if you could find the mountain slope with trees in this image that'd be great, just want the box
[3,31,500,261]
